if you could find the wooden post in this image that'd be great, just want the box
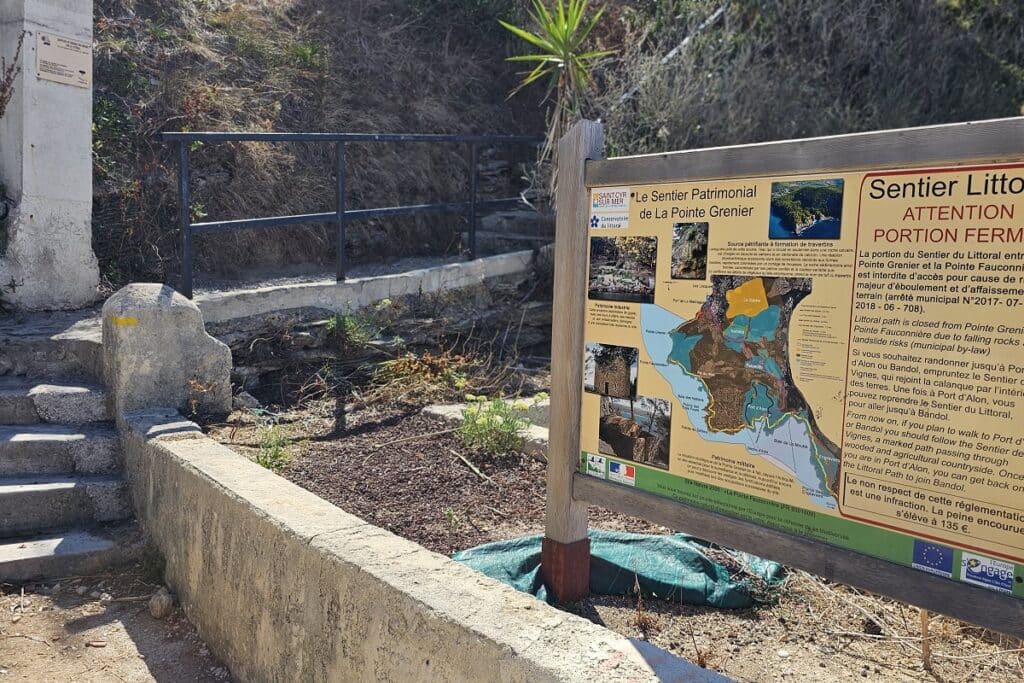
[541,120,604,602]
[920,608,932,671]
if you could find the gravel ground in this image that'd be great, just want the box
[0,564,231,682]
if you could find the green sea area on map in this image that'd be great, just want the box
[668,332,702,373]
[724,305,781,353]
[743,382,783,426]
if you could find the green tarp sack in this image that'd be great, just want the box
[452,530,784,608]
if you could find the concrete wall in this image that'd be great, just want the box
[195,248,547,324]
[119,410,722,683]
[0,0,99,310]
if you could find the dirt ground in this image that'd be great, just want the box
[0,564,231,682]
[212,404,1024,683]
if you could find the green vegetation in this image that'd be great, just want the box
[771,182,843,232]
[255,423,292,471]
[458,392,547,455]
[500,0,613,159]
[326,299,394,351]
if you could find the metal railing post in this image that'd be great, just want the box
[178,141,193,298]
[336,142,347,281]
[468,143,478,260]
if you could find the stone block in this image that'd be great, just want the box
[103,284,231,417]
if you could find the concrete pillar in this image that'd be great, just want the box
[103,284,232,419]
[0,0,99,310]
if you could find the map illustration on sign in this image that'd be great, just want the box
[640,276,841,508]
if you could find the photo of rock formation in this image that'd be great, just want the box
[598,395,671,470]
[671,222,709,279]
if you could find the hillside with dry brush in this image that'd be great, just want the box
[91,0,1024,291]
[91,0,542,291]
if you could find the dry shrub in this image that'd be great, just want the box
[92,0,541,290]
[595,0,1024,155]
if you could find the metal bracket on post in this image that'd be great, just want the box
[541,120,605,603]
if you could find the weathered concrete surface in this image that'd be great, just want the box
[121,410,725,682]
[0,308,103,381]
[195,247,547,324]
[0,0,100,310]
[0,522,142,582]
[0,474,131,535]
[28,382,110,423]
[102,284,231,417]
[0,423,121,475]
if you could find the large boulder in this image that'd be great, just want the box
[103,284,231,418]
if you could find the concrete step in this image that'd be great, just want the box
[0,309,103,382]
[0,424,120,475]
[0,475,131,538]
[0,377,110,424]
[0,523,143,583]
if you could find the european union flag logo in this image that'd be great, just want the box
[912,540,954,578]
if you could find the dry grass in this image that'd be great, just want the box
[595,0,1024,155]
[91,0,540,290]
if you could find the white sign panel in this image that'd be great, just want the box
[36,32,92,89]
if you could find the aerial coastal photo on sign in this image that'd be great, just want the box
[769,179,844,239]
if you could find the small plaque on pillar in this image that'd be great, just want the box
[36,32,92,89]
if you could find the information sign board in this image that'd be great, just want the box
[36,32,91,89]
[551,119,1024,633]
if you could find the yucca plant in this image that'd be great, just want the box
[500,0,612,162]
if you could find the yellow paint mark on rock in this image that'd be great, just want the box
[110,315,139,327]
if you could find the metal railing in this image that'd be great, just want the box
[159,131,543,298]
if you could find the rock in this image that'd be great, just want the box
[103,284,232,417]
[149,587,174,619]
[75,586,87,596]
[99,593,112,603]
[232,391,261,410]
[290,331,318,349]
[86,640,107,648]
[89,591,100,599]
[232,366,260,391]
[777,649,790,658]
